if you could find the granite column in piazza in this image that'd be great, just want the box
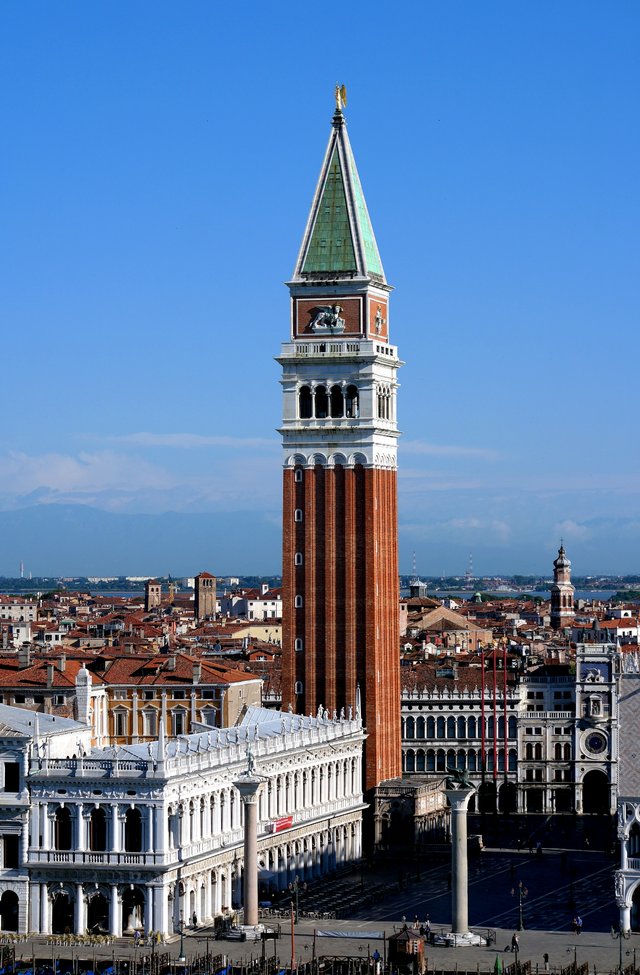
[446,785,475,936]
[234,776,264,928]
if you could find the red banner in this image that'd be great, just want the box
[273,816,293,832]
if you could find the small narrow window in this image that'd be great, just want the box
[4,763,19,792]
[295,596,303,608]
[294,638,304,652]
[298,386,312,419]
[295,553,303,566]
[294,509,303,523]
[330,384,344,418]
[294,681,303,695]
[315,386,328,418]
[294,469,303,483]
[345,385,359,418]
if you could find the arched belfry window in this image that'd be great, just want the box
[345,385,359,418]
[315,386,328,418]
[330,385,344,418]
[299,386,312,419]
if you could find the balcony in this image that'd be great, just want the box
[28,850,166,868]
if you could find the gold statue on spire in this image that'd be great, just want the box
[335,84,347,112]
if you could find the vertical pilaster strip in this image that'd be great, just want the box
[344,467,357,712]
[324,466,337,712]
[304,466,317,712]
[281,468,296,709]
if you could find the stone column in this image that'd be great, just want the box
[41,885,50,935]
[75,883,85,934]
[109,884,120,937]
[446,784,475,938]
[30,882,41,933]
[233,770,264,929]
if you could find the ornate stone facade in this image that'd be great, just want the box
[0,704,365,936]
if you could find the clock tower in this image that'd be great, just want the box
[279,92,402,792]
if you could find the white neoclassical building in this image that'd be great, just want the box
[0,702,365,936]
[616,651,640,931]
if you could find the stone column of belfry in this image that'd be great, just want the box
[234,768,265,929]
[279,92,402,793]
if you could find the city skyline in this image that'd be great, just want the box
[2,3,639,576]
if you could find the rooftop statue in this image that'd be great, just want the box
[335,84,347,112]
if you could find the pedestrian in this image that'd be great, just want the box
[536,841,542,856]
[425,917,431,934]
[576,915,583,935]
[192,911,198,929]
[543,953,549,972]
[414,914,419,926]
[511,933,519,953]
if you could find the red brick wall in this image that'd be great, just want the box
[282,462,401,790]
[294,297,363,336]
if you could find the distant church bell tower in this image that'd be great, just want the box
[550,543,575,630]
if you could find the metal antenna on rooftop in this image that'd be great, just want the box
[465,552,474,583]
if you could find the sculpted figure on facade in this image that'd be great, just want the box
[309,305,345,333]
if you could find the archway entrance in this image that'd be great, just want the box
[499,782,517,815]
[122,887,144,934]
[631,884,640,932]
[526,789,543,813]
[87,893,109,935]
[0,891,19,932]
[52,892,73,934]
[583,770,609,814]
[478,782,496,814]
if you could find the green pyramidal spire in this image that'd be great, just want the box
[293,105,386,283]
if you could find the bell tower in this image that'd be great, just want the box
[279,90,402,792]
[550,543,575,630]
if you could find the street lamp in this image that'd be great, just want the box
[510,881,528,931]
[288,877,306,925]
[177,911,186,968]
[611,925,631,974]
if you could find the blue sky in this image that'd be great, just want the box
[1,2,639,577]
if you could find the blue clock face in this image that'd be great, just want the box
[585,732,607,754]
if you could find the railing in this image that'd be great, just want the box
[28,849,165,866]
[283,341,398,359]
